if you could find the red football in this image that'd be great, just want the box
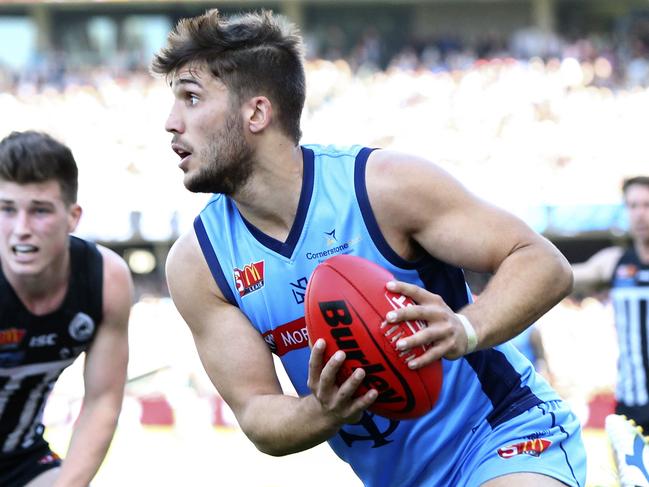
[304,254,443,420]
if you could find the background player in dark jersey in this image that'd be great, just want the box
[573,176,649,431]
[0,131,133,487]
[156,10,585,486]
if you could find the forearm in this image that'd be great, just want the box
[572,262,606,295]
[237,393,341,456]
[464,242,573,349]
[571,246,621,295]
[53,398,121,487]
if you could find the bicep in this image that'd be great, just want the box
[367,151,548,272]
[166,233,283,416]
[189,303,283,413]
[417,193,542,273]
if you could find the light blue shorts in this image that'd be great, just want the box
[455,400,587,487]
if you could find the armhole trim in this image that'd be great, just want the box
[353,148,422,270]
[194,216,239,307]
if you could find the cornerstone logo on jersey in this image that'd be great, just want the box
[68,312,95,342]
[234,260,265,297]
[305,228,362,262]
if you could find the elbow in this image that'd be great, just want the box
[256,442,291,457]
[564,266,575,297]
[241,415,321,457]
[244,428,292,457]
[555,253,574,299]
[237,394,332,457]
[237,407,292,457]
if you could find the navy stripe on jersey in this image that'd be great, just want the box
[239,147,315,258]
[194,217,238,307]
[468,350,542,428]
[416,256,469,312]
[354,148,422,270]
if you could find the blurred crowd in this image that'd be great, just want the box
[536,295,618,422]
[1,27,648,243]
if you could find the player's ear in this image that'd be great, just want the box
[67,203,82,232]
[244,96,272,134]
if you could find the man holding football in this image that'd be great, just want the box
[156,9,586,486]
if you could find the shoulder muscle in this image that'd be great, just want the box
[364,149,544,273]
[166,230,228,334]
[97,244,133,326]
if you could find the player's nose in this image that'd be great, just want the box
[165,106,184,134]
[12,211,32,235]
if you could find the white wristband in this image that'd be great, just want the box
[456,313,478,354]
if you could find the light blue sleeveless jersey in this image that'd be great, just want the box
[195,145,562,486]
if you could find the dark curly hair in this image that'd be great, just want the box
[151,9,306,144]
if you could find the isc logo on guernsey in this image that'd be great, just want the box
[234,261,265,297]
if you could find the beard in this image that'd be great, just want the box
[185,110,254,196]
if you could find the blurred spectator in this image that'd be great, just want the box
[626,39,649,88]
[572,176,649,432]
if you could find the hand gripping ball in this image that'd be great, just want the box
[304,254,442,420]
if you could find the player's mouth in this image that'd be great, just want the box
[171,143,193,169]
[11,244,39,262]
[12,244,38,254]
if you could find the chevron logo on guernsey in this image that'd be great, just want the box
[234,261,265,297]
[497,438,552,458]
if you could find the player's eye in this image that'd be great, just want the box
[187,93,199,106]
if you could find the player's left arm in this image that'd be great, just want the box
[366,150,572,367]
[53,246,133,487]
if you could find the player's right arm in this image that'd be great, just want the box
[572,246,623,294]
[165,231,377,456]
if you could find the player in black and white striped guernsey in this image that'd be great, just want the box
[0,131,133,487]
[574,176,649,432]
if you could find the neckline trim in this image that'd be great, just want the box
[239,146,315,258]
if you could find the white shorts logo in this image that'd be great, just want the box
[68,312,95,342]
